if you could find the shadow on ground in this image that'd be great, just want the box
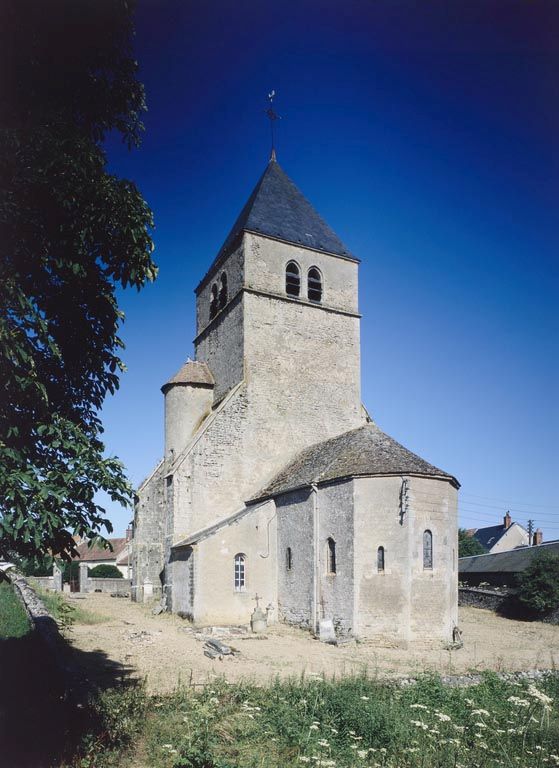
[0,616,136,768]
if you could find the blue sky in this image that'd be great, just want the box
[100,0,559,540]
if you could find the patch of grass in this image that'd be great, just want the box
[36,588,108,629]
[0,580,31,639]
[33,673,559,768]
[138,673,559,768]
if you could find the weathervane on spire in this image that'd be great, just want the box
[264,90,281,162]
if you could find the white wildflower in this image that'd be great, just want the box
[298,758,310,764]
[528,685,553,708]
[507,696,529,707]
[360,696,370,701]
[471,709,490,717]
[410,703,428,710]
[309,724,319,731]
[435,712,451,722]
[475,722,487,729]
[317,739,329,747]
[357,750,368,759]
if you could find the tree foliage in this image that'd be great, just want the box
[517,551,559,616]
[458,528,487,558]
[0,0,156,561]
[89,564,123,579]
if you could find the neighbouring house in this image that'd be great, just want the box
[73,533,131,578]
[459,540,559,587]
[465,512,536,554]
[132,153,460,646]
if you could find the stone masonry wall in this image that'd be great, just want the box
[317,481,355,636]
[353,475,458,645]
[276,488,314,628]
[132,461,166,602]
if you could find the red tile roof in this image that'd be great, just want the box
[73,538,127,563]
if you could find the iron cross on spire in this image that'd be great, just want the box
[264,90,281,162]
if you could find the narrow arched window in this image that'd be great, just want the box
[423,530,433,570]
[326,537,336,574]
[285,261,301,297]
[234,553,246,591]
[286,547,292,571]
[377,546,385,572]
[307,267,322,303]
[209,283,218,319]
[219,272,228,309]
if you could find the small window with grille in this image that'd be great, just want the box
[423,530,433,570]
[234,553,246,591]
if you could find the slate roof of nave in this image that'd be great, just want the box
[215,158,355,264]
[251,423,459,501]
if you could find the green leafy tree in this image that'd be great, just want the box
[517,551,559,615]
[89,564,123,579]
[0,0,156,562]
[458,528,487,558]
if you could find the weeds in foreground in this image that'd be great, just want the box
[137,673,559,768]
[36,588,107,631]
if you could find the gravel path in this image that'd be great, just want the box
[66,593,559,694]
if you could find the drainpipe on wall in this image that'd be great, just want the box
[311,483,320,635]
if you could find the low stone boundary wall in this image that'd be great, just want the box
[7,571,73,690]
[458,586,507,611]
[83,577,131,594]
[31,575,55,591]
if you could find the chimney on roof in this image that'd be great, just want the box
[504,511,512,529]
[126,525,133,542]
[532,528,543,546]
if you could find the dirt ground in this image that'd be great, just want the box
[67,593,559,694]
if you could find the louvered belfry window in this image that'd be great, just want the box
[219,272,228,309]
[209,283,219,319]
[285,261,301,297]
[307,267,322,303]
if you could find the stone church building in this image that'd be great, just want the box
[132,156,459,645]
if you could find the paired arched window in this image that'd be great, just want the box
[307,267,322,303]
[377,546,385,572]
[219,272,228,309]
[234,553,246,591]
[285,261,300,297]
[326,537,337,574]
[209,283,219,319]
[286,547,293,571]
[285,262,323,303]
[423,530,433,570]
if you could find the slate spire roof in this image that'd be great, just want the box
[251,423,459,501]
[218,158,354,260]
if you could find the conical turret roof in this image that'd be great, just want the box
[218,159,353,259]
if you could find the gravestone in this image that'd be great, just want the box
[318,619,336,644]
